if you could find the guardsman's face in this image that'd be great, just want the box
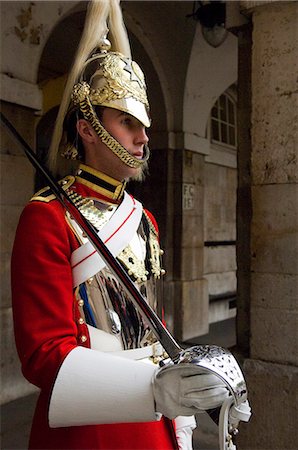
[78,107,149,181]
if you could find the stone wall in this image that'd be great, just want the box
[204,163,237,298]
[168,148,209,342]
[237,1,298,448]
[0,102,38,403]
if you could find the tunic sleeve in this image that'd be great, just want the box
[11,200,86,391]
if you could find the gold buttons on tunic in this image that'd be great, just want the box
[80,335,87,343]
[78,299,84,307]
[78,317,84,325]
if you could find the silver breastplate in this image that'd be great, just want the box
[69,192,164,350]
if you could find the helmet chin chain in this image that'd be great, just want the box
[73,82,150,169]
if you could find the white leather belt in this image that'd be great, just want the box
[87,325,165,363]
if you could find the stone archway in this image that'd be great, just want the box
[183,26,238,146]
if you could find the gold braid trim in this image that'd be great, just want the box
[143,210,158,237]
[143,211,166,279]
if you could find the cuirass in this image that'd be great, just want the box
[67,196,164,350]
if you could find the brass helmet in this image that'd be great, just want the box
[48,0,150,176]
[74,43,150,128]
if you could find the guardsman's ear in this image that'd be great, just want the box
[76,119,97,144]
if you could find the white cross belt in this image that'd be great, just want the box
[70,192,143,287]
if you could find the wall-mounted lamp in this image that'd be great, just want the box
[188,1,228,48]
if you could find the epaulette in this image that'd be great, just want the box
[143,210,158,237]
[141,211,165,280]
[30,175,76,203]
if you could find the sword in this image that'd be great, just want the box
[1,111,181,359]
[1,112,250,447]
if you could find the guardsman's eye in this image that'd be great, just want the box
[122,117,132,125]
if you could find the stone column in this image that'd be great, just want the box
[236,1,298,448]
[165,147,208,342]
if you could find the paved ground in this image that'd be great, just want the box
[1,392,219,450]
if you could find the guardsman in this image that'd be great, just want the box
[11,1,230,449]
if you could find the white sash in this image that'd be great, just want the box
[70,192,143,287]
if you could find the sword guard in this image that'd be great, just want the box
[174,345,248,407]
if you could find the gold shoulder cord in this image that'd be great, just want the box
[116,210,166,283]
[143,211,165,279]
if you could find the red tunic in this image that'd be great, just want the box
[11,176,177,450]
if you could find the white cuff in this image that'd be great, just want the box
[175,415,197,431]
[49,346,160,427]
[175,416,196,450]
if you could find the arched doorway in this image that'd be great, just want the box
[182,25,238,345]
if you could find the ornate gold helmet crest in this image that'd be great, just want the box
[72,46,150,128]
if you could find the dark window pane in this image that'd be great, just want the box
[228,99,235,123]
[220,95,227,121]
[229,125,235,146]
[221,123,227,143]
[211,119,219,141]
[211,104,218,119]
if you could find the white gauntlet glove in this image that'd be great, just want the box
[153,362,229,420]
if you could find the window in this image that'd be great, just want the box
[210,93,237,148]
